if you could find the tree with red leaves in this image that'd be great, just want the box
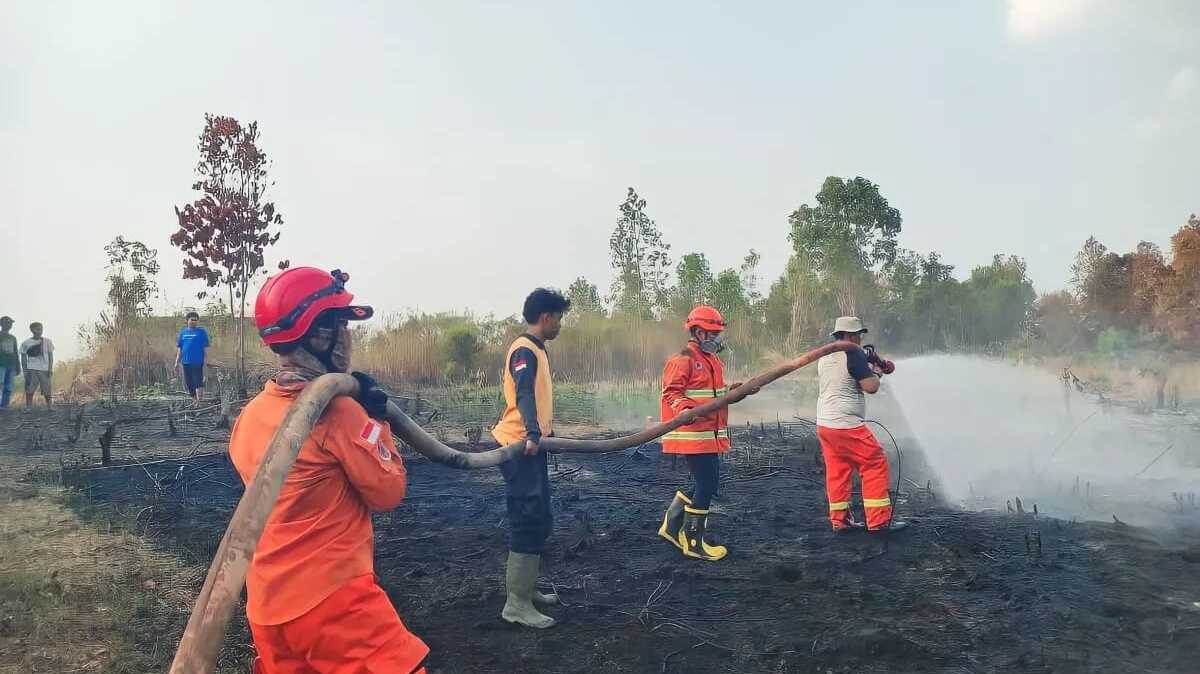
[171,114,288,394]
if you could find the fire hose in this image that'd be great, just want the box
[167,340,857,674]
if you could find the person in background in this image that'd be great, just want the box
[0,316,19,409]
[175,311,210,406]
[491,287,571,629]
[20,322,53,408]
[815,316,907,534]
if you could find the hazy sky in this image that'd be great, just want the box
[4,1,1198,358]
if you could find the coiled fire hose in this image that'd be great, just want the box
[167,341,856,674]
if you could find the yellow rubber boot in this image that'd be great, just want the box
[677,506,727,561]
[657,491,691,550]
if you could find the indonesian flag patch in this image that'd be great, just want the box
[359,420,392,461]
[359,420,383,446]
[513,359,528,372]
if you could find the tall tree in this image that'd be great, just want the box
[910,252,963,349]
[1157,215,1200,347]
[1130,241,1168,326]
[763,262,797,340]
[670,252,714,316]
[963,255,1036,345]
[1069,236,1107,300]
[1033,291,1082,351]
[608,187,671,318]
[171,114,287,393]
[1070,236,1134,332]
[710,268,750,318]
[103,236,161,328]
[786,176,902,337]
[565,276,605,318]
[738,249,763,306]
[877,249,922,344]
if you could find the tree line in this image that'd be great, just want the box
[1042,217,1200,354]
[564,177,1043,355]
[80,114,1198,388]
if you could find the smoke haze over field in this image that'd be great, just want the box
[889,355,1200,527]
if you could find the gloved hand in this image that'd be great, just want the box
[350,371,390,420]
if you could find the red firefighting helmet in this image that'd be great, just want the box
[255,267,373,345]
[684,305,725,333]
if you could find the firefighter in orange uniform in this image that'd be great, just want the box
[657,305,754,561]
[229,267,429,674]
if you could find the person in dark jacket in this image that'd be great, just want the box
[491,288,570,629]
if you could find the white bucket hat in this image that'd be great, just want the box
[830,316,867,337]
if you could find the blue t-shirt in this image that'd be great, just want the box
[177,327,209,365]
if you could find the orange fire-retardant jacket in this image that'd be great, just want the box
[660,341,731,455]
[229,381,409,625]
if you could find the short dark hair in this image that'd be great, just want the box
[29,322,42,330]
[522,288,570,324]
[0,316,12,324]
[185,311,200,320]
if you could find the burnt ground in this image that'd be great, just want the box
[4,401,1200,673]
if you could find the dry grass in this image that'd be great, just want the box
[351,311,783,386]
[1034,350,1199,408]
[0,480,248,674]
[17,315,272,406]
[54,311,790,399]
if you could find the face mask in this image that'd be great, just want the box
[304,322,351,373]
[698,334,725,354]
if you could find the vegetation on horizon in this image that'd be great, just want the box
[56,115,1200,399]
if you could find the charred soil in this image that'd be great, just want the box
[4,402,1200,673]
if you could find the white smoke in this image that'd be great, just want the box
[887,354,1200,527]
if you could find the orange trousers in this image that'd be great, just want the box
[250,574,429,674]
[816,424,893,531]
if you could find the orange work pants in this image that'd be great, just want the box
[816,424,893,531]
[250,574,429,674]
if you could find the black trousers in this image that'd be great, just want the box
[182,363,205,394]
[686,453,721,510]
[500,451,553,554]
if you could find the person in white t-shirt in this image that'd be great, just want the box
[815,316,906,534]
[20,322,54,408]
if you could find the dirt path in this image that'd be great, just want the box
[2,402,1200,673]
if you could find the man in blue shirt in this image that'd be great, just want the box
[175,311,210,405]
